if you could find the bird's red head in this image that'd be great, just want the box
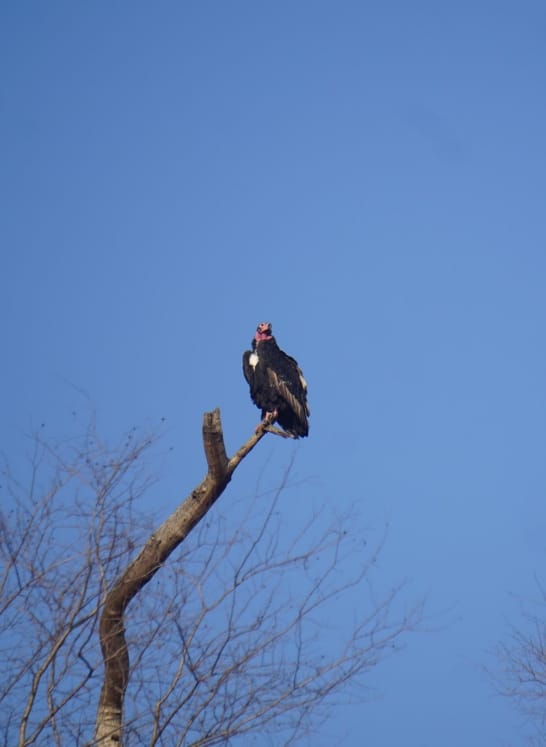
[254,321,273,341]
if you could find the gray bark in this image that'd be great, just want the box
[94,409,268,746]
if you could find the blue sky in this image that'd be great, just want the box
[2,2,546,745]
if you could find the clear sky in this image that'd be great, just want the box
[2,2,546,745]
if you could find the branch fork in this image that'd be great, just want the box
[95,409,275,745]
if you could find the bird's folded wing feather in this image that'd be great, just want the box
[267,368,307,421]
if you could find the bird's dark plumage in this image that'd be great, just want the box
[243,322,309,438]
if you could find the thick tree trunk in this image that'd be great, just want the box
[94,409,269,746]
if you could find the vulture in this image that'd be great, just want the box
[243,322,310,438]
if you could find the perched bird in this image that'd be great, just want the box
[243,322,310,438]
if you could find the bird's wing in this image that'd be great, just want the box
[266,367,308,422]
[284,356,310,416]
[242,351,253,385]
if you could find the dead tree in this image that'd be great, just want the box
[493,583,546,745]
[1,410,421,747]
[95,409,270,744]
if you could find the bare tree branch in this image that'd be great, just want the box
[95,409,270,745]
[493,582,546,745]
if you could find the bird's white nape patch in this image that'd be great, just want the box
[249,352,259,369]
[299,374,307,390]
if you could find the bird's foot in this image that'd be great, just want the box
[254,411,276,432]
[255,411,294,439]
